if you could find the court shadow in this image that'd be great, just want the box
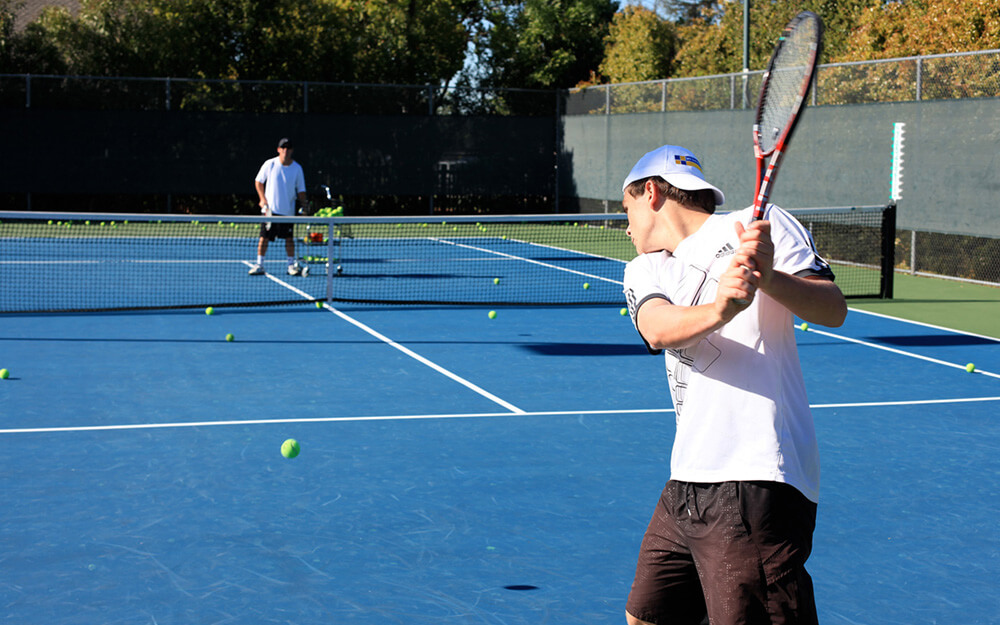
[518,342,648,356]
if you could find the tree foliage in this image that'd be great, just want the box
[599,5,677,83]
[840,0,1000,60]
[1,0,473,84]
[669,0,1000,80]
[4,0,1000,98]
[671,0,870,77]
[465,0,619,91]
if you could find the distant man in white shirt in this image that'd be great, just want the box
[620,145,847,625]
[248,137,308,276]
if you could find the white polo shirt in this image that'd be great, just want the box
[255,158,306,216]
[623,205,833,503]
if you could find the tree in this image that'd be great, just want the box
[840,0,1000,60]
[831,0,1000,102]
[651,0,720,23]
[671,0,871,77]
[469,0,620,91]
[345,0,475,85]
[4,0,474,86]
[599,5,677,83]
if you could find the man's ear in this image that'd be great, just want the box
[646,179,665,212]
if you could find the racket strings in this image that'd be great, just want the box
[757,17,820,153]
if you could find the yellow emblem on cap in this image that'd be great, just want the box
[674,155,703,172]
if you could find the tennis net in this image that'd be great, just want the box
[0,205,893,313]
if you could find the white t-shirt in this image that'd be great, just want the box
[623,205,833,503]
[255,158,306,216]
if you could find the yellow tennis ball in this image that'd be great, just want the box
[493,277,500,285]
[583,282,590,290]
[225,333,234,342]
[205,306,214,315]
[488,310,497,320]
[620,308,628,316]
[966,362,976,373]
[0,368,9,379]
[799,322,809,331]
[281,439,300,459]
[315,301,323,308]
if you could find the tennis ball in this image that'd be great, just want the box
[225,333,234,342]
[620,308,628,316]
[315,301,323,308]
[799,322,809,331]
[583,282,590,290]
[0,368,8,379]
[966,362,976,373]
[488,310,497,320]
[205,306,214,315]
[281,438,300,459]
[493,277,500,285]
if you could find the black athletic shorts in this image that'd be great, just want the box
[259,221,294,241]
[626,480,818,625]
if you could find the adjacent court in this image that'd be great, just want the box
[1,296,998,624]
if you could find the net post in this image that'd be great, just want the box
[880,202,897,299]
[325,217,335,304]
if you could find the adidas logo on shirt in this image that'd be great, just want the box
[715,243,735,258]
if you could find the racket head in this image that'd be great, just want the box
[753,11,823,159]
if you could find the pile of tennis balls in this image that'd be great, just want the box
[313,206,344,218]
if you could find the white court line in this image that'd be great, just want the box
[3,398,1000,435]
[252,264,526,415]
[804,326,1000,379]
[432,238,624,285]
[849,306,1000,343]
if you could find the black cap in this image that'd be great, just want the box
[277,137,292,148]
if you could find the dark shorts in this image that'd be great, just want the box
[259,221,294,241]
[626,481,818,625]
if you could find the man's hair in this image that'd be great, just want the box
[625,176,717,214]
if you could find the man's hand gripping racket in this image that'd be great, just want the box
[261,202,272,231]
[733,11,823,306]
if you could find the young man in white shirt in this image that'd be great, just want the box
[621,145,847,625]
[249,137,309,276]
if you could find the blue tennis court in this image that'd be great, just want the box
[1,299,999,624]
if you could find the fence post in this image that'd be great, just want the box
[661,80,666,112]
[25,74,30,108]
[303,81,309,113]
[555,89,562,212]
[916,57,923,101]
[165,77,171,111]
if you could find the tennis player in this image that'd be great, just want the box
[248,137,308,276]
[620,145,847,625]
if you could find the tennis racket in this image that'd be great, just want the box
[751,11,823,221]
[263,203,272,231]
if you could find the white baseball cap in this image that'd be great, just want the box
[622,145,725,206]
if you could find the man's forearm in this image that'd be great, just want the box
[762,272,847,327]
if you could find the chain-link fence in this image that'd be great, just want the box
[0,74,557,116]
[566,49,1000,114]
[5,49,996,115]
